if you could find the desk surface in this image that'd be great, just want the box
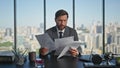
[0,56,84,68]
[84,61,116,68]
[0,55,119,68]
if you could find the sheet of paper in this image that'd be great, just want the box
[54,36,74,55]
[57,45,70,59]
[35,33,55,54]
[57,41,82,59]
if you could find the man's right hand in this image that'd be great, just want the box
[40,47,49,55]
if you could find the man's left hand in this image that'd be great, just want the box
[69,48,79,57]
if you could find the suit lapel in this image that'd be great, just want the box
[52,27,59,39]
[63,26,70,37]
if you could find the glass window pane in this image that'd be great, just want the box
[17,0,44,54]
[75,0,103,54]
[0,0,14,54]
[105,0,120,54]
[46,0,73,29]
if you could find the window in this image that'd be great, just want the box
[1,0,119,55]
[0,0,14,54]
[75,0,103,54]
[105,0,120,54]
[16,0,44,54]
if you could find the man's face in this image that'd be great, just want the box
[55,15,68,30]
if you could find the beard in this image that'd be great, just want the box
[57,25,66,30]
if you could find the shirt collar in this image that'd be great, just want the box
[56,26,65,33]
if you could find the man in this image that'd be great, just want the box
[40,9,80,58]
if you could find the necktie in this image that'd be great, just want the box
[59,32,63,38]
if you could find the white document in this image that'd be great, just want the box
[57,41,82,59]
[54,36,74,55]
[35,33,55,54]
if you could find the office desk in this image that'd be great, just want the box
[84,60,116,68]
[0,55,119,68]
[0,56,84,68]
[43,56,84,68]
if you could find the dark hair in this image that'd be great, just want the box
[55,9,69,19]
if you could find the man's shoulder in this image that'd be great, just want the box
[46,26,56,32]
[66,26,76,31]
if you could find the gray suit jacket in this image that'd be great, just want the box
[45,26,78,41]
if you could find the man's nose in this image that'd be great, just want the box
[61,21,65,24]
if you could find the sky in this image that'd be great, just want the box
[0,0,120,29]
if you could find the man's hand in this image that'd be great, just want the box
[69,48,79,57]
[40,47,48,55]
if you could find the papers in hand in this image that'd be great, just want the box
[54,36,82,59]
[57,41,82,59]
[35,33,55,55]
[54,36,74,56]
[36,34,82,58]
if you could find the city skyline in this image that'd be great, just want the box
[1,20,120,54]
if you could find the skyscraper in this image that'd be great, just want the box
[5,28,12,37]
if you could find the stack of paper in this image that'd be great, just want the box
[56,41,82,59]
[54,36,74,56]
